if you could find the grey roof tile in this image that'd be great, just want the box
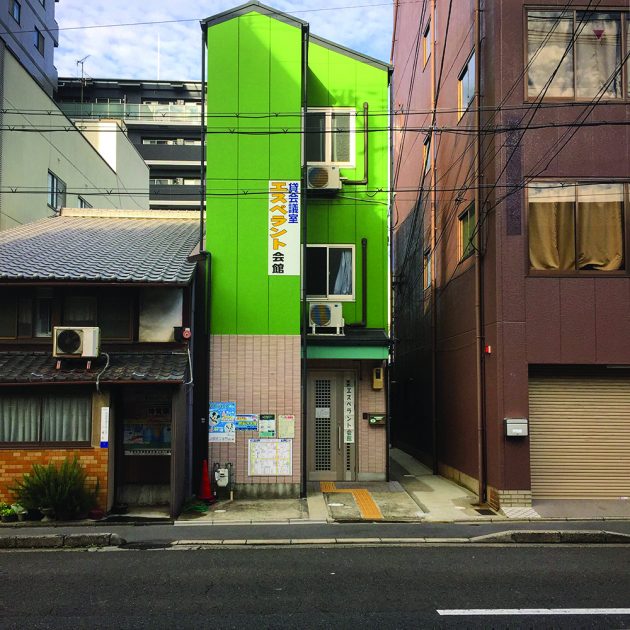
[0,216,199,283]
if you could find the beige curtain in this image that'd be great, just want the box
[529,184,576,270]
[577,183,624,270]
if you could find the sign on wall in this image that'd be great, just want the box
[259,414,276,438]
[343,376,355,444]
[236,414,259,431]
[248,438,292,476]
[209,401,236,443]
[268,180,300,276]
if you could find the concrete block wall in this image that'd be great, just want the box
[0,448,108,509]
[209,335,302,491]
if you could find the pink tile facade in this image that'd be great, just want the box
[209,335,302,485]
[357,361,387,475]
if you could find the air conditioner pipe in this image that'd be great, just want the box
[343,102,369,186]
[347,237,367,328]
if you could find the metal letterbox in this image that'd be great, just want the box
[505,418,528,437]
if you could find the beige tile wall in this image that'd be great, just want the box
[357,361,387,474]
[209,335,302,484]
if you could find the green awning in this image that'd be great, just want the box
[305,345,389,360]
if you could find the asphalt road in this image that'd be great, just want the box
[0,546,629,628]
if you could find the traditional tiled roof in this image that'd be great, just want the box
[0,209,200,284]
[0,352,188,385]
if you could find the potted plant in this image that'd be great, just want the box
[0,505,18,523]
[10,504,27,522]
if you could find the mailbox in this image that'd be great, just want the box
[505,418,528,437]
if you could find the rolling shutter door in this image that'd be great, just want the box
[529,375,630,499]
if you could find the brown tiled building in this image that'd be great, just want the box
[0,209,204,517]
[391,0,630,509]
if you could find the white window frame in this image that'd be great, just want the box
[306,107,356,168]
[47,171,66,211]
[9,0,21,24]
[306,243,356,302]
[458,51,475,119]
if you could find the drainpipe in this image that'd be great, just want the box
[343,102,369,186]
[386,67,394,483]
[300,23,310,500]
[474,0,487,504]
[346,237,368,327]
[199,25,207,255]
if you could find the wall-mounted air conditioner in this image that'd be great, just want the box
[53,326,101,358]
[307,165,342,191]
[309,302,344,335]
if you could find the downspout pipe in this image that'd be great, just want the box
[474,0,487,505]
[300,22,310,500]
[346,238,368,328]
[199,25,207,255]
[343,102,369,186]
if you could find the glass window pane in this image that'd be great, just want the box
[0,396,39,442]
[42,395,91,442]
[576,183,624,270]
[329,248,353,296]
[528,183,576,270]
[64,297,97,326]
[0,295,17,337]
[306,247,328,296]
[17,297,33,337]
[331,113,351,163]
[575,12,622,99]
[305,112,326,163]
[527,11,574,98]
[34,298,52,337]
[99,294,131,339]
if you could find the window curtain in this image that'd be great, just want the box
[528,184,576,270]
[41,396,91,442]
[332,249,353,295]
[577,183,624,270]
[576,13,621,99]
[0,397,39,442]
[527,11,574,98]
[332,113,351,163]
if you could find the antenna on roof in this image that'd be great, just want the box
[76,55,90,104]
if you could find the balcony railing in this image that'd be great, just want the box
[59,102,201,125]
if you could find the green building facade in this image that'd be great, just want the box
[203,3,390,496]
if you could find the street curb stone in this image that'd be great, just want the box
[0,533,125,549]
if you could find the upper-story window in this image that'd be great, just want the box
[47,171,66,211]
[142,138,201,146]
[0,290,52,339]
[528,182,625,272]
[306,244,355,301]
[305,108,356,167]
[33,27,44,56]
[9,0,21,24]
[458,203,476,260]
[458,52,475,119]
[78,196,92,209]
[423,20,431,66]
[423,134,431,174]
[39,0,45,6]
[527,10,623,100]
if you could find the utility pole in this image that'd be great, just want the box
[76,55,90,104]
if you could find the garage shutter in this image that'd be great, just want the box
[529,375,630,499]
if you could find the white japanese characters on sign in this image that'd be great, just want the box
[343,376,355,444]
[268,180,300,276]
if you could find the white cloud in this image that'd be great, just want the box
[54,1,393,81]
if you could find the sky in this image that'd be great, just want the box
[54,1,394,81]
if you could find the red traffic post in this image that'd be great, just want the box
[198,459,216,504]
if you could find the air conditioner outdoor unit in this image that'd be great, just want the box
[307,165,342,191]
[53,326,101,359]
[309,302,344,335]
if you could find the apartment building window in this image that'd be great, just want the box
[47,171,66,211]
[0,291,52,339]
[150,177,200,186]
[458,203,476,260]
[458,52,475,118]
[0,393,91,444]
[306,245,355,300]
[33,27,44,55]
[9,0,21,23]
[527,10,623,100]
[423,20,431,66]
[305,108,356,167]
[423,249,432,289]
[423,134,431,174]
[142,138,201,146]
[528,182,625,272]
[78,196,92,209]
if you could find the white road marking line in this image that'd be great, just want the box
[437,609,630,616]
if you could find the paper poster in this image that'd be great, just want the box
[278,414,295,438]
[123,419,171,455]
[248,438,292,476]
[100,407,109,448]
[259,414,276,438]
[343,376,355,444]
[209,402,236,443]
[236,414,258,431]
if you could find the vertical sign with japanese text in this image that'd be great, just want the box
[268,180,300,276]
[343,376,355,444]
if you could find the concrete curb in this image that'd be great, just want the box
[470,530,630,544]
[0,533,125,549]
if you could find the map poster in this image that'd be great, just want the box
[209,402,236,443]
[248,438,292,476]
[259,414,276,438]
[236,414,258,431]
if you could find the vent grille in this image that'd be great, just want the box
[307,167,330,189]
[311,304,332,326]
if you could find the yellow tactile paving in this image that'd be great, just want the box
[320,482,383,520]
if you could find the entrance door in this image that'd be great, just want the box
[307,371,356,481]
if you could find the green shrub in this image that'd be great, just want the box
[10,457,99,520]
